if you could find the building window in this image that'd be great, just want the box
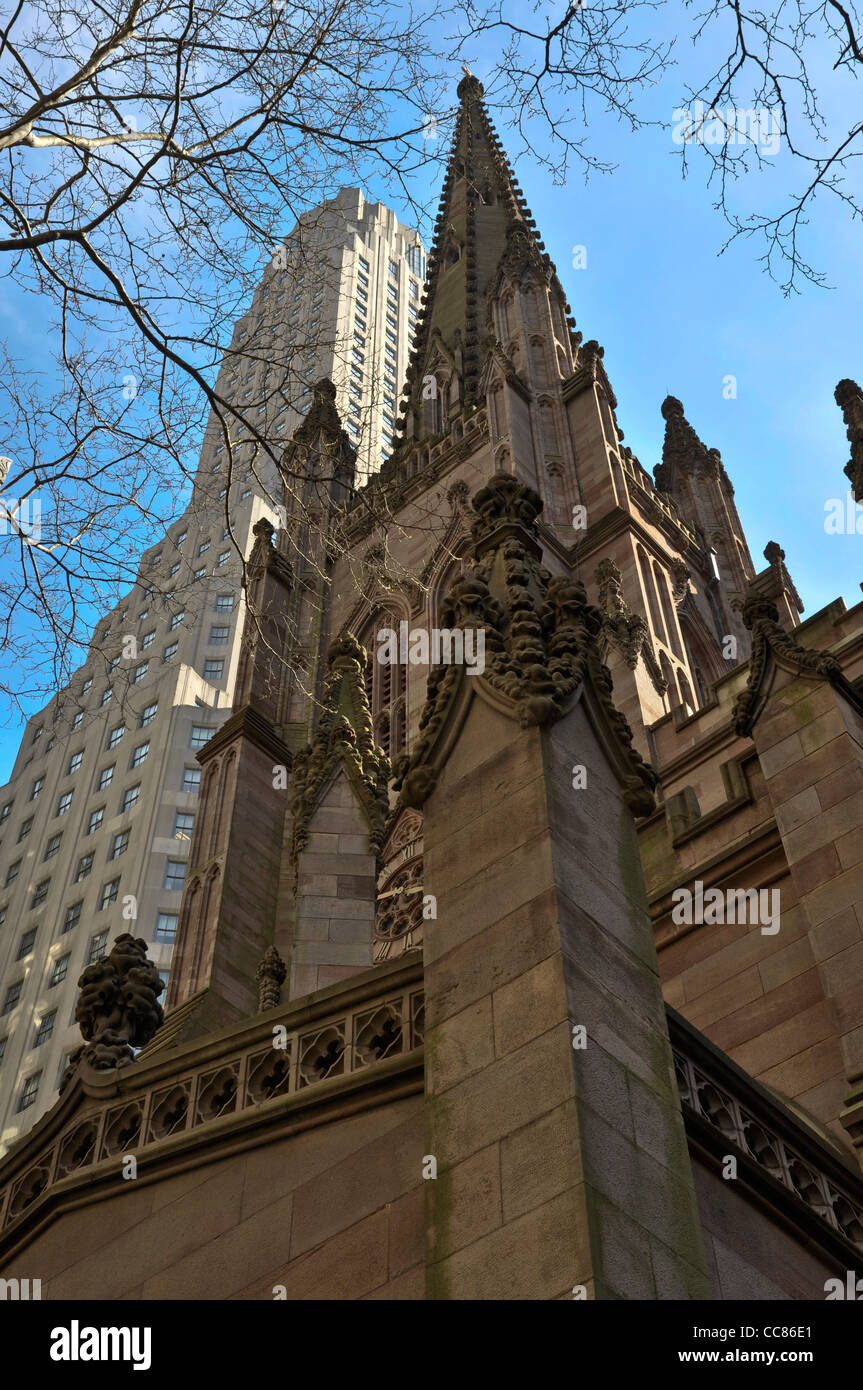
[17,1073,41,1111]
[50,956,70,987]
[164,859,187,892]
[155,912,178,943]
[189,725,212,750]
[87,930,109,963]
[56,790,73,816]
[31,879,50,909]
[169,611,184,631]
[216,551,229,567]
[81,678,92,694]
[97,765,114,790]
[132,662,148,683]
[32,725,43,744]
[29,779,43,802]
[99,879,119,909]
[142,631,155,650]
[174,812,194,841]
[2,981,23,1014]
[17,816,33,842]
[109,829,130,860]
[100,687,113,707]
[121,784,140,813]
[74,853,94,882]
[140,702,158,727]
[0,905,6,929]
[5,860,21,886]
[44,833,62,861]
[198,539,210,555]
[131,741,150,768]
[62,901,82,934]
[107,725,125,749]
[163,642,178,662]
[35,1012,56,1046]
[209,625,229,645]
[182,767,201,793]
[86,808,104,835]
[17,928,36,960]
[203,660,224,681]
[175,530,187,546]
[0,1037,6,1064]
[72,711,84,731]
[1,801,13,822]
[169,562,180,577]
[67,750,84,775]
[215,595,234,613]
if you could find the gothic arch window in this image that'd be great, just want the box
[677,670,696,716]
[660,652,677,711]
[424,370,449,436]
[654,562,684,660]
[363,610,405,759]
[488,381,504,442]
[637,546,668,648]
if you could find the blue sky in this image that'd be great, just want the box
[0,10,860,781]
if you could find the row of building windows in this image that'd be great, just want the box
[3,906,180,1109]
[0,862,187,1020]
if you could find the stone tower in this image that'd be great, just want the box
[4,75,863,1303]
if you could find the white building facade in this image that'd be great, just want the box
[0,189,425,1149]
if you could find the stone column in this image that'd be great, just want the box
[396,473,712,1300]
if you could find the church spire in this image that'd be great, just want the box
[395,75,577,450]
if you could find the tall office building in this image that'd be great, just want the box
[0,189,426,1149]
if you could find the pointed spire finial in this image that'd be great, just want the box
[835,378,863,501]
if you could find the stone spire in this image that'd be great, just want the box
[395,75,577,451]
[835,378,863,502]
[655,396,724,490]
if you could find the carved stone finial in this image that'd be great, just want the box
[835,378,863,502]
[256,946,287,1011]
[659,395,713,482]
[457,72,485,101]
[594,558,667,690]
[69,934,164,1080]
[393,476,657,816]
[289,630,390,877]
[764,541,785,566]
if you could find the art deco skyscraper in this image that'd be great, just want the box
[0,189,426,1149]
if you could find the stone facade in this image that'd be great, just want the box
[1,75,863,1300]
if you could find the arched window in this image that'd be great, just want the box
[654,562,684,660]
[677,670,696,716]
[660,652,677,711]
[637,546,668,647]
[363,611,405,759]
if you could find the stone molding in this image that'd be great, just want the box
[732,593,863,737]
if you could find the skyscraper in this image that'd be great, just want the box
[0,189,426,1148]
